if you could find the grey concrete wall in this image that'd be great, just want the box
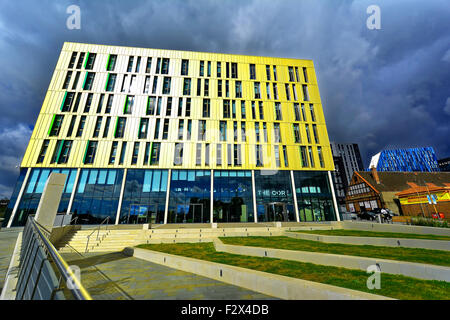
[125,247,392,300]
[213,239,450,282]
[285,231,450,251]
[340,221,450,236]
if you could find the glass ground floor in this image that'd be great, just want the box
[3,168,338,227]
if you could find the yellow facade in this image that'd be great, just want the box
[21,42,334,171]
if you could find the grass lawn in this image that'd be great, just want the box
[219,236,450,267]
[293,229,450,241]
[137,242,450,300]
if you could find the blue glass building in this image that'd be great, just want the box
[368,147,440,172]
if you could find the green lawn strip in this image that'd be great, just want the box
[293,229,450,241]
[136,242,450,300]
[219,236,450,267]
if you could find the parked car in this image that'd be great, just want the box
[358,211,377,221]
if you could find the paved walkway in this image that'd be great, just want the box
[0,228,23,292]
[61,252,276,300]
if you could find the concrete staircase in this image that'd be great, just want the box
[55,226,302,253]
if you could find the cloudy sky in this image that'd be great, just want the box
[0,0,449,198]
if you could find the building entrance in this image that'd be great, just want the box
[265,202,288,222]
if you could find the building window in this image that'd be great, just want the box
[273,83,278,100]
[109,141,118,164]
[186,119,192,140]
[131,142,140,165]
[274,145,281,167]
[84,141,98,164]
[249,64,256,80]
[196,143,202,166]
[258,101,264,120]
[162,77,171,94]
[225,80,229,97]
[283,145,289,167]
[66,115,76,137]
[139,118,149,139]
[241,122,246,142]
[251,101,256,119]
[274,123,281,143]
[103,117,111,138]
[145,57,152,73]
[183,78,191,95]
[93,117,102,138]
[156,97,162,116]
[174,143,183,166]
[302,84,310,101]
[124,95,134,114]
[198,120,206,141]
[72,72,80,90]
[143,76,151,94]
[154,119,160,140]
[68,52,77,69]
[36,140,50,164]
[207,61,211,77]
[288,66,295,82]
[205,144,210,166]
[263,122,268,142]
[83,72,95,90]
[76,52,85,69]
[62,71,72,90]
[232,100,236,118]
[107,54,117,71]
[254,82,261,99]
[161,58,170,74]
[227,144,232,166]
[152,76,158,94]
[216,144,222,166]
[115,117,126,138]
[185,98,191,117]
[105,95,113,114]
[127,56,134,72]
[275,102,282,120]
[199,61,205,77]
[266,83,271,100]
[217,62,221,78]
[85,53,96,70]
[83,93,93,113]
[106,74,116,92]
[162,119,169,140]
[241,101,246,119]
[218,80,222,97]
[119,142,127,165]
[295,67,300,82]
[150,142,161,165]
[255,123,260,142]
[202,99,210,118]
[305,124,311,144]
[293,124,301,143]
[166,97,172,116]
[49,115,64,136]
[318,146,325,168]
[310,104,316,122]
[223,100,230,118]
[181,59,189,76]
[302,67,308,82]
[234,144,242,166]
[178,119,184,140]
[76,116,86,137]
[312,124,319,144]
[301,103,307,121]
[256,145,263,167]
[235,81,242,98]
[197,78,201,96]
[273,65,277,81]
[292,84,298,101]
[294,103,301,121]
[220,121,227,141]
[285,84,291,101]
[135,56,141,73]
[96,94,105,113]
[226,62,230,78]
[178,98,183,117]
[231,63,238,78]
[266,65,271,80]
[233,121,238,142]
[72,93,82,112]
[300,146,309,167]
[204,79,209,96]
[308,146,315,167]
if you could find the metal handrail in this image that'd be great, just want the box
[85,216,110,253]
[28,217,92,300]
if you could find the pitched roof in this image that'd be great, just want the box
[355,171,450,193]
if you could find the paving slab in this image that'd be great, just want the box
[61,251,276,300]
[0,228,23,292]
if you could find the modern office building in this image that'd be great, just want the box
[368,147,440,172]
[3,42,339,227]
[438,157,450,172]
[329,142,364,212]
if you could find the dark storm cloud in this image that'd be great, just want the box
[0,0,449,198]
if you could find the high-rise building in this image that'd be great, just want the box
[438,157,450,172]
[368,147,440,172]
[4,42,339,227]
[329,142,364,212]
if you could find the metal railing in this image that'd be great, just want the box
[85,216,110,253]
[16,216,92,300]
